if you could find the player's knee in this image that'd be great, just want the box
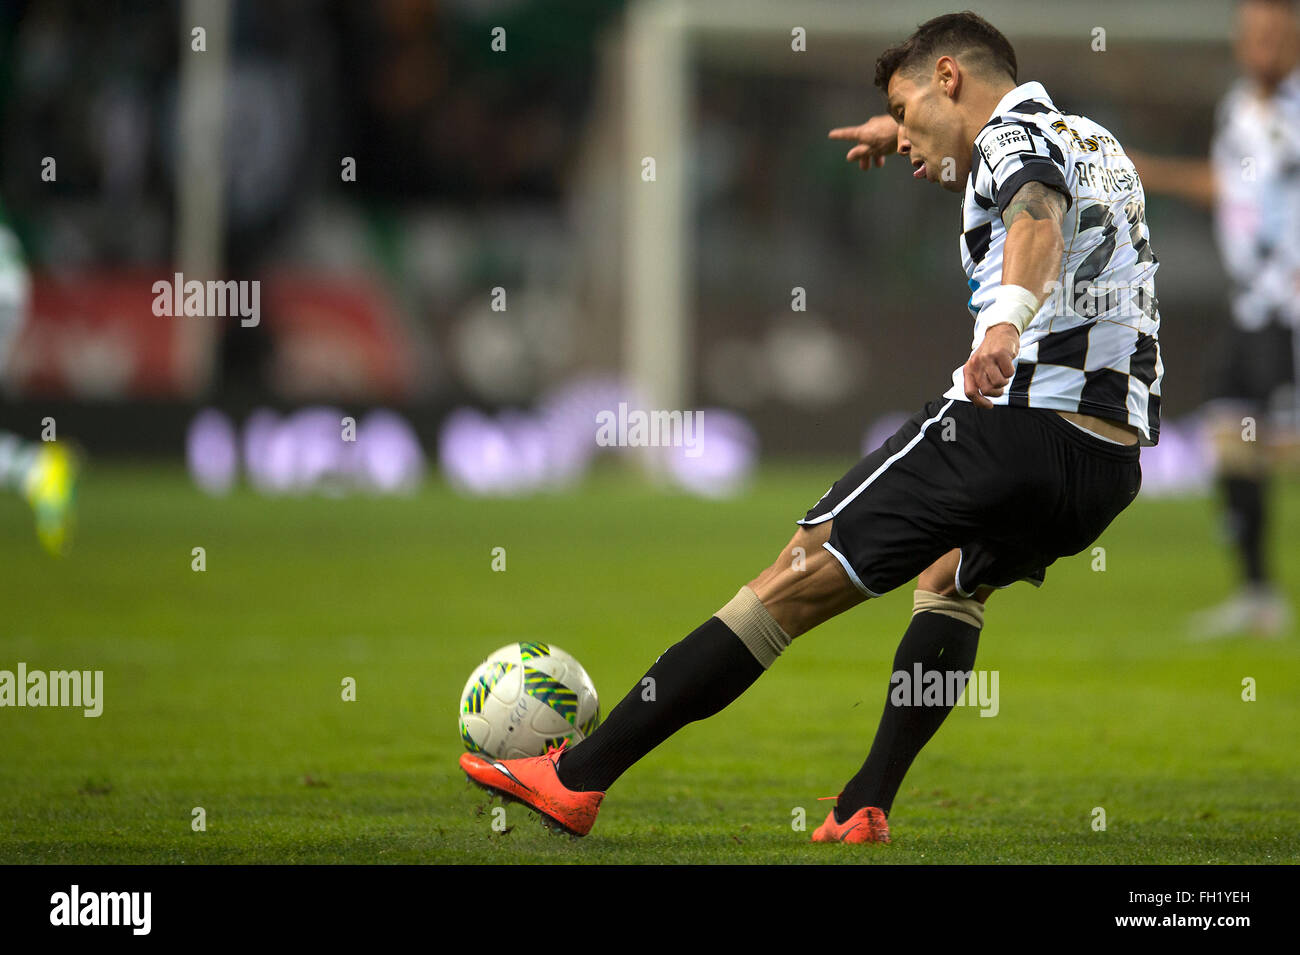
[913,588,986,629]
[716,585,792,669]
[916,552,959,596]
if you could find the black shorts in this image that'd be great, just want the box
[1210,321,1295,409]
[797,397,1142,597]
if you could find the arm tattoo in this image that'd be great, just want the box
[1001,180,1067,230]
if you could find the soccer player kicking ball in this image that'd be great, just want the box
[461,12,1162,843]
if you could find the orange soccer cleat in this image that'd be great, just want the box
[460,740,605,837]
[812,801,891,844]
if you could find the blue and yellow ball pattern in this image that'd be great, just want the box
[458,642,600,760]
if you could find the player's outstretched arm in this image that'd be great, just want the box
[963,181,1068,408]
[1127,149,1216,208]
[828,114,900,169]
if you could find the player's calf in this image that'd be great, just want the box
[826,568,986,839]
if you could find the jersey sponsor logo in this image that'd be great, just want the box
[1051,119,1100,152]
[1050,119,1122,154]
[981,125,1033,168]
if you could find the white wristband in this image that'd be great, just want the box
[973,284,1040,345]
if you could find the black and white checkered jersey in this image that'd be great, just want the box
[944,81,1163,445]
[1211,67,1300,332]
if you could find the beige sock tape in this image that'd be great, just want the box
[716,586,792,670]
[913,589,985,630]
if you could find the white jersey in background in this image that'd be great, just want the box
[1211,67,1300,333]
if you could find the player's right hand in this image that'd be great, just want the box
[828,115,900,169]
[963,323,1020,409]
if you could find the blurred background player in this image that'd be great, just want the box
[1132,0,1299,637]
[0,207,78,556]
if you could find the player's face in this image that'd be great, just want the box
[1235,1,1300,88]
[887,69,969,194]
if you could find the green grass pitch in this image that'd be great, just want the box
[1,462,1297,864]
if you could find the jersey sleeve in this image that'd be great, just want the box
[973,121,1072,213]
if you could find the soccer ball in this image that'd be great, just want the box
[458,642,600,760]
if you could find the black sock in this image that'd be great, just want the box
[835,609,980,821]
[1223,476,1267,584]
[556,616,765,793]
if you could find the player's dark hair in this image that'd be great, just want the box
[874,11,1017,93]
